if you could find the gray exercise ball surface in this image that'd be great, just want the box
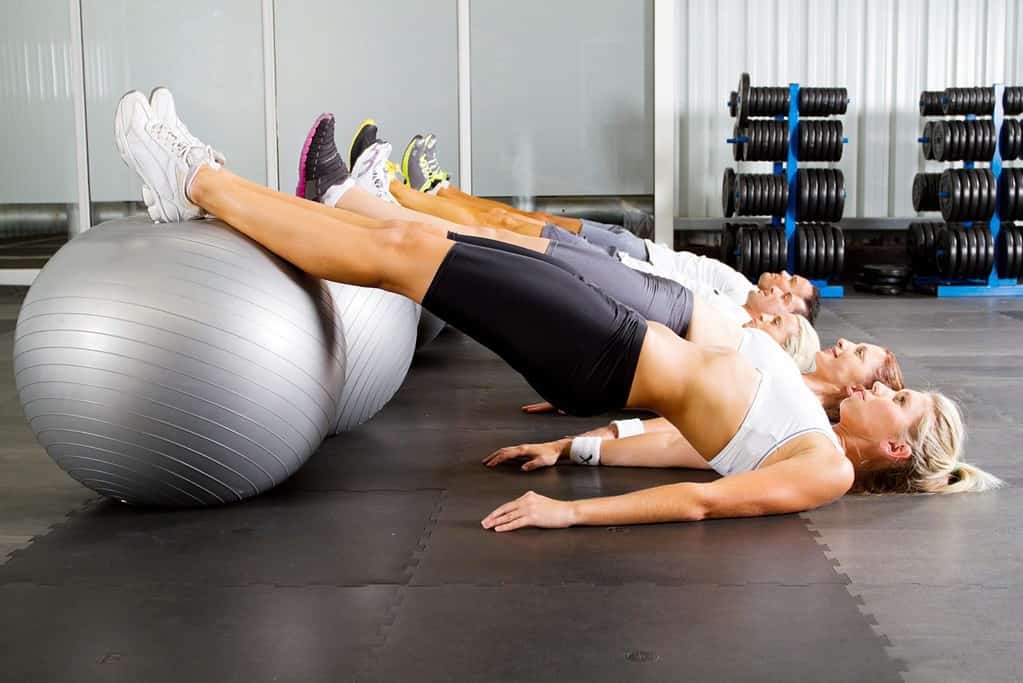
[416,309,447,349]
[324,282,417,434]
[15,218,350,506]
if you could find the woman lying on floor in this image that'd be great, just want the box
[114,89,1002,533]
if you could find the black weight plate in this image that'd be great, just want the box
[815,224,828,278]
[808,171,821,221]
[951,171,965,221]
[737,72,751,126]
[982,170,997,219]
[797,225,808,273]
[772,227,783,272]
[834,170,846,219]
[826,169,839,222]
[806,223,819,278]
[939,171,954,220]
[932,121,948,161]
[777,227,789,272]
[733,124,744,161]
[761,228,773,274]
[859,275,908,286]
[916,173,932,210]
[965,169,979,221]
[769,228,777,274]
[1005,170,1019,220]
[831,224,845,277]
[922,121,934,159]
[798,170,809,219]
[981,226,995,276]
[862,263,910,279]
[821,222,835,277]
[736,227,751,276]
[945,226,960,278]
[729,90,738,118]
[1007,225,1017,278]
[961,226,977,278]
[722,168,736,217]
[750,224,762,278]
[997,225,1011,276]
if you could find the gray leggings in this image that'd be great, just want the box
[576,219,649,261]
[535,225,692,337]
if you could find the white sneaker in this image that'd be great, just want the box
[114,90,219,223]
[149,87,226,165]
[351,141,398,204]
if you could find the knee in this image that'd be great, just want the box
[378,220,429,257]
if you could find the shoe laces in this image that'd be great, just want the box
[147,120,200,160]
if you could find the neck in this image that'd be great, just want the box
[802,372,843,418]
[832,423,884,484]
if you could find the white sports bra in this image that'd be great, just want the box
[709,329,841,476]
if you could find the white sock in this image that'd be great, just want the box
[321,177,356,207]
[427,179,450,196]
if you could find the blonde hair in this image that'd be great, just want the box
[783,314,820,373]
[859,392,1004,494]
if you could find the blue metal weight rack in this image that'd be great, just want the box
[780,83,845,298]
[727,81,847,298]
[918,83,1023,297]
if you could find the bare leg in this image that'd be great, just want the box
[391,181,550,237]
[189,166,451,303]
[335,184,465,234]
[226,172,548,252]
[437,185,584,233]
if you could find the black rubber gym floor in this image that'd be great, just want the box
[1,293,1020,682]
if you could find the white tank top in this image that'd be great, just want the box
[709,329,841,476]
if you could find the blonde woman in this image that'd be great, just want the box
[114,90,1001,534]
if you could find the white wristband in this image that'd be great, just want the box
[569,436,602,466]
[612,418,644,439]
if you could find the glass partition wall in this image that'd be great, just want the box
[0,0,80,278]
[0,0,654,282]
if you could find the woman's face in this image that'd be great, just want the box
[838,382,930,454]
[743,312,800,347]
[813,338,889,387]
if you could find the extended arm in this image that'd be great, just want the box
[483,430,709,471]
[481,448,853,531]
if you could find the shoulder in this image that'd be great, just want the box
[784,433,854,492]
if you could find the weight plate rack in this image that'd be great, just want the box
[912,84,1023,296]
[723,72,848,296]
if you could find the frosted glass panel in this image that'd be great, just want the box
[0,0,77,259]
[82,0,267,207]
[275,0,459,194]
[470,0,653,197]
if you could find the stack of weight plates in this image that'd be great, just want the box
[854,264,911,296]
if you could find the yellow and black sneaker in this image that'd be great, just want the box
[348,118,379,170]
[401,134,429,190]
[404,133,450,192]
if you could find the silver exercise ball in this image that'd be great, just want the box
[14,218,345,506]
[324,282,417,434]
[416,310,446,349]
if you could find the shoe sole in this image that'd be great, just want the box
[348,118,377,169]
[296,113,333,198]
[401,135,422,188]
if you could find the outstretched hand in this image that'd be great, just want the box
[481,490,576,532]
[482,439,569,471]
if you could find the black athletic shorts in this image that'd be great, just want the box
[449,231,693,338]
[423,240,647,416]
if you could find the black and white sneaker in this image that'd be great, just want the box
[348,118,379,171]
[296,113,351,203]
